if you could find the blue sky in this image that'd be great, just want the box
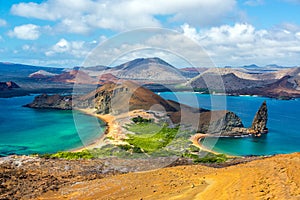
[0,0,300,67]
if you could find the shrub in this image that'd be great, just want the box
[193,153,228,163]
[40,149,94,160]
[125,125,178,153]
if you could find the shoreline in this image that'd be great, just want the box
[190,134,225,155]
[72,109,233,157]
[71,108,118,152]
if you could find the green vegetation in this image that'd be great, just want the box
[127,121,162,135]
[118,144,143,153]
[126,125,178,153]
[125,119,179,153]
[183,152,228,163]
[37,116,227,161]
[39,149,94,159]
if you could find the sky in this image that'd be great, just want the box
[0,0,300,68]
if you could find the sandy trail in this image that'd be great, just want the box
[39,153,300,200]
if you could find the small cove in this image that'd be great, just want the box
[159,92,300,156]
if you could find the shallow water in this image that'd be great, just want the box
[0,95,105,156]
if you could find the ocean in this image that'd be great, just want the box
[159,92,300,156]
[1,93,299,156]
[0,95,105,156]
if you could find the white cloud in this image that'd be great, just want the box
[11,0,237,33]
[83,29,215,68]
[0,19,7,27]
[181,23,300,66]
[180,24,203,41]
[46,38,93,58]
[8,24,41,40]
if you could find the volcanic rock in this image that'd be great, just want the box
[24,94,72,110]
[251,101,268,134]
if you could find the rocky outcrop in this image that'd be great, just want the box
[210,111,244,134]
[76,81,246,136]
[221,101,268,136]
[0,156,118,200]
[24,94,72,110]
[76,81,178,115]
[251,101,268,134]
[25,81,268,137]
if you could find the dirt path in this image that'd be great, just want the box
[39,153,300,200]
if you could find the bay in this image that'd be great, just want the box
[159,92,300,156]
[0,95,105,156]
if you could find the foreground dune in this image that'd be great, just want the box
[39,153,300,200]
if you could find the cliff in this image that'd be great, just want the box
[25,81,268,136]
[251,101,268,134]
[76,81,178,114]
[24,94,72,110]
[75,81,248,136]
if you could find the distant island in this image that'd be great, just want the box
[1,58,300,99]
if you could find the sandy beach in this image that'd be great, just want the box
[73,108,165,152]
[72,108,120,152]
[190,133,220,154]
[73,109,228,156]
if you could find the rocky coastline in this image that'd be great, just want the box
[25,81,268,137]
[24,94,72,110]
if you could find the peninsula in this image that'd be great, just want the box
[25,81,269,158]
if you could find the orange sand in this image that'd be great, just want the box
[39,153,300,200]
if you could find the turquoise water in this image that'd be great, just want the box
[159,92,300,156]
[1,93,299,157]
[0,96,105,156]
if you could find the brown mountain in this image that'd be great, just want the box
[97,73,119,85]
[111,58,186,83]
[75,81,247,135]
[27,81,266,135]
[189,67,300,99]
[49,70,97,84]
[189,72,271,92]
[240,75,300,99]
